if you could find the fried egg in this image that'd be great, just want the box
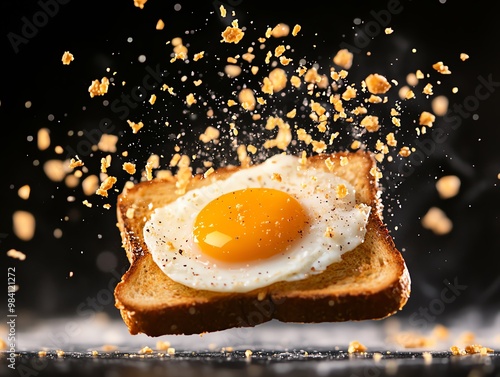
[144,154,370,293]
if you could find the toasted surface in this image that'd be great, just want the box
[114,151,411,336]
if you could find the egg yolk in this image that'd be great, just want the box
[193,188,308,263]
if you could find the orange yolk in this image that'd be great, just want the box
[193,188,308,263]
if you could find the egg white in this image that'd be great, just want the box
[143,154,371,293]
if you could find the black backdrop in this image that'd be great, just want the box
[1,0,499,331]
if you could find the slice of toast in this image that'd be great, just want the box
[114,151,411,336]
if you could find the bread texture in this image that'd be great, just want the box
[114,151,411,336]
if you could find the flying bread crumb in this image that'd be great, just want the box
[96,176,117,197]
[156,19,164,30]
[37,128,50,150]
[360,115,380,132]
[127,120,144,134]
[238,88,256,111]
[436,175,460,199]
[82,175,99,196]
[219,5,227,17]
[18,184,30,200]
[123,162,137,175]
[98,134,118,153]
[156,340,171,350]
[69,157,84,169]
[82,200,92,208]
[103,204,111,210]
[62,51,74,65]
[88,77,110,98]
[399,146,411,157]
[133,0,147,9]
[419,111,435,127]
[199,126,220,143]
[186,93,197,107]
[271,23,290,38]
[405,89,415,99]
[348,340,367,353]
[100,155,111,173]
[149,94,157,104]
[292,24,301,36]
[138,346,153,354]
[365,73,391,94]
[422,206,453,235]
[460,53,469,61]
[385,27,393,34]
[193,51,205,61]
[221,20,244,43]
[333,49,353,70]
[7,249,26,261]
[432,61,451,74]
[391,331,435,348]
[432,95,449,116]
[13,210,35,241]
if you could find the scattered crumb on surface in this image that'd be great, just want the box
[348,340,367,353]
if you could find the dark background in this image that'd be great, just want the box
[0,0,499,332]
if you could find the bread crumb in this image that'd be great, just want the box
[186,93,197,107]
[156,340,171,351]
[333,49,353,70]
[365,73,391,94]
[373,352,383,362]
[432,95,449,116]
[91,350,99,356]
[101,344,118,352]
[7,249,26,261]
[98,134,119,153]
[221,20,244,44]
[391,331,435,348]
[399,146,411,157]
[292,24,301,36]
[348,340,367,353]
[96,176,117,197]
[436,175,460,199]
[419,111,435,127]
[199,126,220,143]
[203,167,215,178]
[38,350,47,357]
[432,61,451,74]
[18,184,30,200]
[133,0,147,9]
[219,5,227,17]
[82,200,92,208]
[431,324,449,340]
[156,19,164,30]
[421,206,453,235]
[324,226,335,238]
[88,77,109,98]
[336,184,348,199]
[360,115,380,132]
[103,204,111,210]
[69,157,84,169]
[423,83,433,95]
[149,94,157,105]
[128,120,144,134]
[123,162,137,175]
[460,53,469,61]
[82,175,99,196]
[62,51,74,65]
[56,349,65,357]
[422,352,433,365]
[238,88,256,111]
[167,347,176,355]
[37,127,51,150]
[13,210,35,241]
[138,346,153,354]
[245,349,253,358]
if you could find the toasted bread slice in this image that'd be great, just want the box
[114,151,411,336]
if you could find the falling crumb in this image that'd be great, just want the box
[82,175,99,196]
[422,352,433,365]
[419,111,435,127]
[7,249,26,261]
[156,19,164,30]
[199,126,220,143]
[432,61,451,74]
[460,53,469,61]
[82,200,92,208]
[149,94,157,104]
[399,146,411,157]
[98,134,119,153]
[138,346,153,354]
[123,162,137,175]
[271,23,290,38]
[103,204,111,210]
[61,51,74,65]
[186,93,197,107]
[333,49,353,70]
[13,210,35,241]
[436,175,461,199]
[133,0,147,9]
[156,340,171,351]
[348,341,367,353]
[221,20,244,44]
[360,115,380,132]
[96,176,117,197]
[385,27,393,34]
[422,206,453,235]
[423,83,433,95]
[127,120,144,134]
[292,24,301,36]
[365,73,391,94]
[37,128,51,150]
[69,157,84,168]
[432,95,449,116]
[18,185,30,200]
[88,77,110,98]
[391,331,435,349]
[219,5,226,17]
